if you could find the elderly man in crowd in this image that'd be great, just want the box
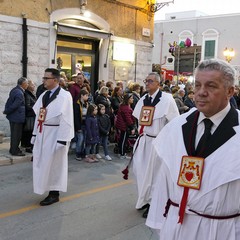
[4,77,29,156]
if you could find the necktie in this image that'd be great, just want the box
[44,90,51,107]
[195,118,213,156]
[148,96,152,105]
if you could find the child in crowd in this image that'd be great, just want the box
[95,104,112,161]
[115,93,136,159]
[85,104,100,163]
[73,89,89,161]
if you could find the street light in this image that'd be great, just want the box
[223,47,235,63]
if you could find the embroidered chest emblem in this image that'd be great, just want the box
[139,106,155,126]
[177,156,204,190]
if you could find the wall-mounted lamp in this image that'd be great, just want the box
[80,0,87,14]
[80,0,87,7]
[147,0,174,13]
[223,47,235,63]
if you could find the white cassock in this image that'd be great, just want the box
[132,91,179,209]
[31,88,74,195]
[146,109,240,240]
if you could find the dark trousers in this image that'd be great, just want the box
[21,130,33,148]
[9,122,23,154]
[49,191,59,197]
[118,130,129,156]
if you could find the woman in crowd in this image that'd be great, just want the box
[184,90,195,109]
[110,86,123,115]
[129,82,141,110]
[21,80,36,153]
[82,82,94,103]
[106,81,114,96]
[95,86,112,117]
[94,80,105,102]
[115,93,136,159]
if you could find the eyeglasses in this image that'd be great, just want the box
[143,79,155,84]
[42,77,55,80]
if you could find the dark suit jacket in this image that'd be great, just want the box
[4,85,25,123]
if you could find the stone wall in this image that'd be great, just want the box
[0,16,152,136]
[0,0,154,136]
[107,38,152,89]
[0,17,49,136]
[0,0,153,42]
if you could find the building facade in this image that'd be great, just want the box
[153,12,240,83]
[0,0,156,135]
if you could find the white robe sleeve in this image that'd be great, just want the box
[146,160,170,231]
[57,92,74,141]
[166,96,179,122]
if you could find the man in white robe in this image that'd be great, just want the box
[132,72,179,218]
[146,59,240,239]
[31,68,74,206]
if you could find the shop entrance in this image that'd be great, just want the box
[56,35,99,91]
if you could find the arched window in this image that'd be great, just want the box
[178,30,194,45]
[201,29,219,60]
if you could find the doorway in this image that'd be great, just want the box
[56,35,99,92]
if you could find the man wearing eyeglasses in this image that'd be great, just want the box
[31,68,74,206]
[132,72,179,218]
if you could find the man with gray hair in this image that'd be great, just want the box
[129,72,179,218]
[4,77,28,156]
[146,59,240,239]
[173,88,189,114]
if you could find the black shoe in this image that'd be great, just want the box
[138,203,150,211]
[40,195,59,206]
[142,205,150,218]
[12,152,26,156]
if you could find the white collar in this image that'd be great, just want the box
[148,89,160,100]
[198,103,231,129]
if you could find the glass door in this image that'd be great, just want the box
[74,55,93,82]
[56,35,99,91]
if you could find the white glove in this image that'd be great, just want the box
[30,136,36,145]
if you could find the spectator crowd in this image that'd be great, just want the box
[5,69,240,160]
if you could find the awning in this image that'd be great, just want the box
[56,22,112,40]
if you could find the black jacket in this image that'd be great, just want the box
[73,101,88,131]
[95,94,112,116]
[97,114,111,136]
[25,89,36,117]
[110,96,122,115]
